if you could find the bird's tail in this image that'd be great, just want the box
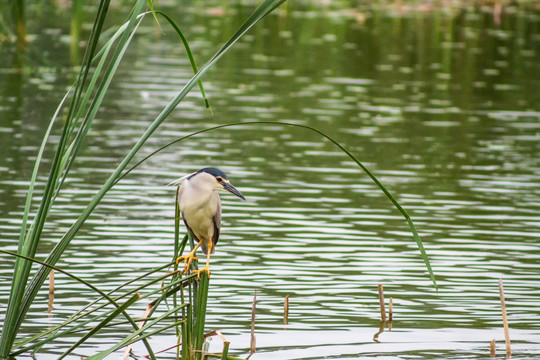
[167,173,191,187]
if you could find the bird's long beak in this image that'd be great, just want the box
[223,182,245,200]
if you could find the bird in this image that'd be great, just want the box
[169,167,245,278]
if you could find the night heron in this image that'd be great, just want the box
[169,167,245,277]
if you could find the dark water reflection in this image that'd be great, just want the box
[1,1,540,359]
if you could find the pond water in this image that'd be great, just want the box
[1,1,540,359]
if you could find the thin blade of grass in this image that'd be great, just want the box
[59,293,142,360]
[0,250,136,324]
[56,19,133,193]
[181,278,192,360]
[156,11,210,109]
[86,304,188,360]
[145,0,161,30]
[13,261,175,351]
[4,89,72,346]
[0,250,157,358]
[120,121,438,289]
[193,272,210,360]
[13,269,195,355]
[172,191,185,339]
[15,89,70,254]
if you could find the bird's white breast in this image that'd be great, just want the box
[178,176,221,241]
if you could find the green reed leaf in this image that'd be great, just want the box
[59,293,142,360]
[120,121,438,290]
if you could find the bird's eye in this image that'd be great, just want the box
[216,177,223,182]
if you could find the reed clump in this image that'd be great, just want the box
[0,0,285,358]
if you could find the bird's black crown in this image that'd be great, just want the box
[196,167,229,180]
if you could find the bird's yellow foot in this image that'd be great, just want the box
[176,253,198,273]
[192,266,210,279]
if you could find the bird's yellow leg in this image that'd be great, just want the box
[193,241,212,279]
[176,239,202,273]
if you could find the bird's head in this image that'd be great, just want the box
[192,167,246,200]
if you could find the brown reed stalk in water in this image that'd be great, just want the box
[250,290,257,354]
[389,297,393,321]
[498,278,511,357]
[388,297,393,331]
[378,284,386,322]
[284,294,289,325]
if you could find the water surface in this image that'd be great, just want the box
[1,1,540,359]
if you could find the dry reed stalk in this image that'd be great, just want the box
[388,297,393,331]
[373,320,385,342]
[204,330,230,359]
[48,270,55,314]
[378,284,386,322]
[490,339,496,358]
[498,278,511,357]
[143,343,181,358]
[204,330,227,342]
[284,294,289,324]
[123,302,154,359]
[250,290,257,354]
[49,269,55,294]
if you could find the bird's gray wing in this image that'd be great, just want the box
[212,199,221,250]
[182,214,198,242]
